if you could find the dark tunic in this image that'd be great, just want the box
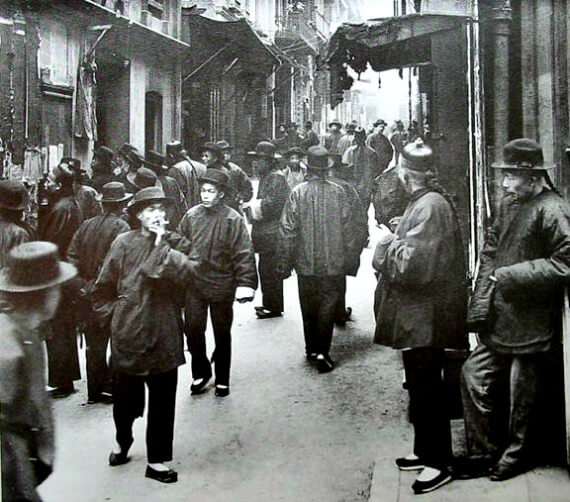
[73,183,102,220]
[91,230,194,375]
[372,166,410,226]
[366,132,394,172]
[157,174,188,229]
[167,159,201,209]
[375,188,467,350]
[40,194,83,258]
[0,217,33,268]
[342,144,380,206]
[223,161,254,212]
[177,203,257,301]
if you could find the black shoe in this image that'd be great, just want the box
[452,456,494,480]
[306,353,318,362]
[190,374,212,395]
[215,385,230,397]
[145,465,178,483]
[488,462,526,482]
[109,440,133,467]
[334,307,353,326]
[49,386,77,399]
[87,392,113,405]
[395,456,424,471]
[256,309,282,319]
[317,353,334,373]
[412,468,452,494]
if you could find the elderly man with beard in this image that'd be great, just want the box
[455,139,570,482]
[92,186,198,483]
[374,139,467,495]
[177,168,257,397]
[246,141,290,319]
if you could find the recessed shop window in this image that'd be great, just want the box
[145,91,163,154]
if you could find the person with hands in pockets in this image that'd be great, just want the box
[177,168,257,398]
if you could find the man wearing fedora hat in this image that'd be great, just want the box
[245,141,290,319]
[324,119,343,154]
[216,140,254,213]
[177,168,257,397]
[457,138,570,482]
[278,146,358,372]
[67,182,132,404]
[92,186,200,483]
[145,151,188,228]
[337,121,357,156]
[301,121,320,151]
[366,119,393,173]
[374,138,467,494]
[40,161,85,399]
[166,140,203,209]
[0,241,77,501]
[0,180,35,268]
[282,147,307,189]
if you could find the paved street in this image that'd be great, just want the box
[38,223,413,502]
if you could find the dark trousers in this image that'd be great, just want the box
[402,348,452,470]
[461,342,543,467]
[185,290,233,386]
[112,368,178,464]
[258,251,284,313]
[46,300,80,389]
[298,275,343,356]
[84,321,111,399]
[334,276,347,322]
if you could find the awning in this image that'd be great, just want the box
[325,14,470,73]
[183,15,280,79]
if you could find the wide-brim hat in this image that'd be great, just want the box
[307,146,332,171]
[96,182,133,203]
[60,157,81,172]
[216,140,233,151]
[200,168,229,188]
[373,119,387,127]
[285,147,305,157]
[0,241,77,293]
[145,150,168,173]
[247,141,282,159]
[491,138,555,170]
[328,119,342,128]
[199,142,224,159]
[0,180,28,211]
[126,149,145,169]
[166,140,184,157]
[118,143,138,157]
[127,167,159,190]
[127,186,171,213]
[94,146,114,164]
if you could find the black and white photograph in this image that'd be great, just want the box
[1,0,569,500]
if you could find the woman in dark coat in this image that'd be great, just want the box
[374,139,467,495]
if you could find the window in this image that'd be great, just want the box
[147,0,165,19]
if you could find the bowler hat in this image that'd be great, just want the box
[346,123,357,132]
[0,241,77,293]
[285,147,305,158]
[0,180,28,211]
[354,126,366,138]
[216,140,233,151]
[97,182,133,203]
[127,186,171,214]
[166,140,184,157]
[401,138,433,172]
[328,119,342,128]
[60,157,81,172]
[373,119,386,127]
[248,141,282,159]
[118,143,138,157]
[491,138,555,170]
[94,146,114,164]
[200,168,229,188]
[199,142,224,159]
[145,150,167,172]
[307,146,332,170]
[305,121,313,128]
[127,167,159,190]
[395,120,404,127]
[126,149,145,169]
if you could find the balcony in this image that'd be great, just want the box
[275,11,327,54]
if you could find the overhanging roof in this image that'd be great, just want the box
[325,14,469,73]
[183,15,280,77]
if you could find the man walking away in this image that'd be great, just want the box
[278,146,358,372]
[166,140,203,209]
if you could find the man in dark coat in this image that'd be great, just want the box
[166,140,203,209]
[366,119,393,173]
[67,182,132,404]
[92,186,198,483]
[216,140,254,213]
[64,157,102,220]
[390,120,408,166]
[246,141,290,319]
[0,180,34,268]
[337,121,357,156]
[323,119,343,154]
[89,146,115,192]
[342,127,380,214]
[278,146,358,372]
[282,147,307,189]
[374,139,467,495]
[40,162,84,398]
[177,168,257,397]
[301,121,320,151]
[372,163,410,228]
[457,139,570,482]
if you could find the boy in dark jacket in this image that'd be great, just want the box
[177,168,257,397]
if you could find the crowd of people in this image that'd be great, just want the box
[1,123,569,498]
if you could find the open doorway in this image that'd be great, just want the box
[145,91,163,155]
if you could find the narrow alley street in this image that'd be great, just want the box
[38,224,411,502]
